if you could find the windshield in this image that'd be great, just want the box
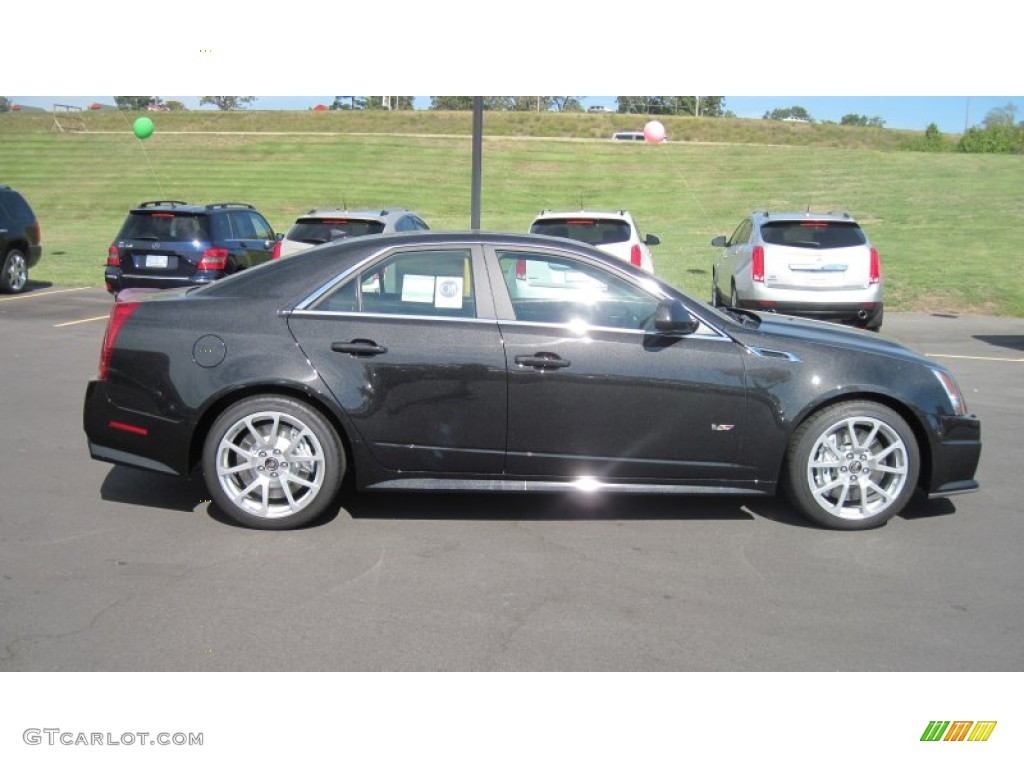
[531,218,631,246]
[287,218,385,245]
[761,221,867,249]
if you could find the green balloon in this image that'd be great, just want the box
[133,117,155,140]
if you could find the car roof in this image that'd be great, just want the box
[750,211,858,224]
[296,207,415,222]
[532,210,635,221]
[128,201,259,215]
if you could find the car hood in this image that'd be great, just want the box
[737,311,931,366]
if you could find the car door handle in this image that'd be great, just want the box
[515,353,570,370]
[331,339,388,357]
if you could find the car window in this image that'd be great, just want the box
[289,218,386,244]
[314,248,476,318]
[530,218,631,246]
[226,211,269,240]
[497,250,658,330]
[728,220,752,247]
[118,213,210,241]
[761,221,867,249]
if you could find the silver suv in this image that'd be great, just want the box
[277,207,429,258]
[710,211,883,330]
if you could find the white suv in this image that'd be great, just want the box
[711,211,883,330]
[528,210,660,273]
[276,207,429,258]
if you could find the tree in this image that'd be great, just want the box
[199,96,256,111]
[429,97,511,110]
[115,96,159,110]
[331,96,366,110]
[840,113,886,127]
[982,102,1018,129]
[551,97,583,113]
[763,106,812,122]
[958,123,1024,153]
[366,97,415,110]
[164,100,187,111]
[0,96,11,112]
[615,96,725,116]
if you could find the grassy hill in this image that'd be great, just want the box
[2,109,1021,316]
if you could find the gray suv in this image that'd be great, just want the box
[0,185,43,293]
[277,207,430,258]
[711,211,883,330]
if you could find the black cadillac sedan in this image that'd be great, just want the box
[83,231,981,531]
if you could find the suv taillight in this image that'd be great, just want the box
[515,259,527,280]
[630,244,643,267]
[107,245,121,267]
[271,239,282,260]
[869,247,880,284]
[31,220,41,243]
[751,245,765,283]
[198,248,229,270]
[99,302,139,380]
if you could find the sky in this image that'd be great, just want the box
[6,4,1021,135]
[7,95,1019,133]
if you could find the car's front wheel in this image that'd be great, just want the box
[784,401,919,530]
[202,395,345,530]
[1,248,29,293]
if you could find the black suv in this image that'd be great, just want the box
[0,185,43,293]
[106,201,278,294]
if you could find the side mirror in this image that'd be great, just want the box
[711,235,727,247]
[654,299,699,334]
[275,232,285,241]
[645,234,661,246]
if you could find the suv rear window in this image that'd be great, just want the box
[762,221,866,249]
[288,218,386,245]
[531,218,631,246]
[118,213,210,241]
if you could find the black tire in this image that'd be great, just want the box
[202,395,345,530]
[865,307,884,332]
[729,282,740,308]
[711,272,723,307]
[1,247,29,293]
[783,401,919,531]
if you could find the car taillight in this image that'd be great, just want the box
[515,259,527,280]
[98,302,139,380]
[198,248,229,270]
[107,245,121,267]
[869,247,880,284]
[271,240,282,260]
[630,244,642,267]
[31,220,41,243]
[751,245,765,283]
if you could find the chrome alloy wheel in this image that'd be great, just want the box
[805,416,910,522]
[3,250,28,292]
[215,410,327,519]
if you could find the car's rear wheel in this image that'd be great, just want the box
[784,401,919,530]
[729,282,740,308]
[202,395,344,530]
[1,248,28,293]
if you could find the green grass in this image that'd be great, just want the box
[2,111,1021,316]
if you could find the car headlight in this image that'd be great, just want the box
[932,368,969,416]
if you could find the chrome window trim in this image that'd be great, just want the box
[289,309,497,325]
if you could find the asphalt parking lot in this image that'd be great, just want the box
[2,286,1022,671]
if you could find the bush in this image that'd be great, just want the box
[958,123,1024,153]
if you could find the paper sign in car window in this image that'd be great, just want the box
[435,277,464,309]
[401,274,436,303]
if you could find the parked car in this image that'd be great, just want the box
[711,211,883,330]
[84,231,980,532]
[529,210,659,273]
[276,207,430,258]
[611,131,645,141]
[105,201,277,294]
[0,184,43,293]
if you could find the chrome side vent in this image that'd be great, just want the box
[747,346,802,362]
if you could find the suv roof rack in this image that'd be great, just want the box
[137,200,189,208]
[205,202,256,211]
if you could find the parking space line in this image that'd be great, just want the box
[927,353,1024,363]
[54,315,110,328]
[0,287,90,302]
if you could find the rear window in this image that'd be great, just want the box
[118,212,210,241]
[761,221,867,249]
[531,218,631,246]
[287,218,385,245]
